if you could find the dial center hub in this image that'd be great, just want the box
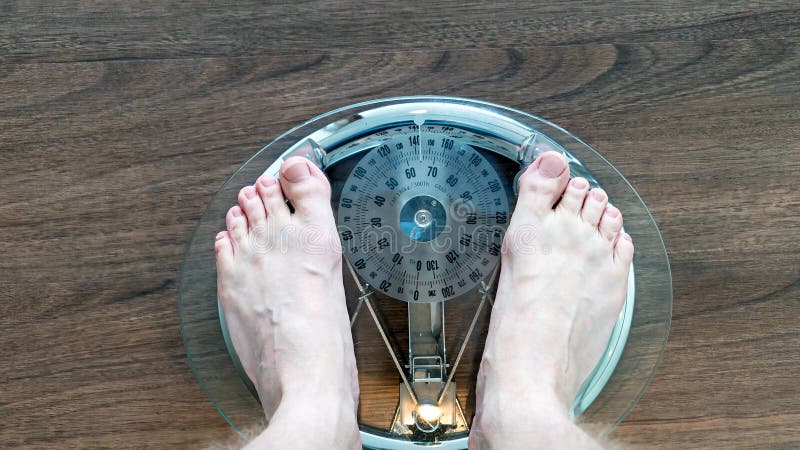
[400,195,446,242]
[414,210,431,227]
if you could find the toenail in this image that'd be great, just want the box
[605,207,619,218]
[231,208,243,217]
[591,190,606,201]
[282,160,311,182]
[623,233,632,241]
[537,153,566,178]
[259,176,277,187]
[244,188,257,199]
[215,231,226,240]
[570,177,588,189]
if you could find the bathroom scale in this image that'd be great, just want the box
[179,96,672,449]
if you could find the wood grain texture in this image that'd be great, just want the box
[1,1,799,63]
[1,1,799,448]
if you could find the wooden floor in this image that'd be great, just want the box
[2,1,799,448]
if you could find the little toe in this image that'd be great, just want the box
[256,174,290,223]
[557,177,590,215]
[516,151,570,214]
[598,205,623,242]
[581,188,608,227]
[278,157,333,219]
[238,185,266,227]
[214,230,234,267]
[225,205,248,245]
[614,232,635,266]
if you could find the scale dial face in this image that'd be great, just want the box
[336,124,511,303]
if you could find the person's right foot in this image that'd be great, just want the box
[471,151,633,449]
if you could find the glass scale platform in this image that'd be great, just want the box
[179,96,672,449]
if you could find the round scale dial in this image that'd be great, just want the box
[336,124,510,303]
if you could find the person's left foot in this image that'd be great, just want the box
[214,157,360,448]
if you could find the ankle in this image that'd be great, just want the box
[472,413,601,450]
[473,392,604,450]
[478,386,568,429]
[248,392,360,450]
[478,355,574,414]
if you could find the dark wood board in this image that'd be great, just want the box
[1,1,799,63]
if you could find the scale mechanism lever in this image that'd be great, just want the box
[390,301,468,436]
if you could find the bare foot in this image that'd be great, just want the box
[471,151,633,449]
[214,157,360,449]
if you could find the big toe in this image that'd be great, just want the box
[278,157,333,219]
[516,151,570,214]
